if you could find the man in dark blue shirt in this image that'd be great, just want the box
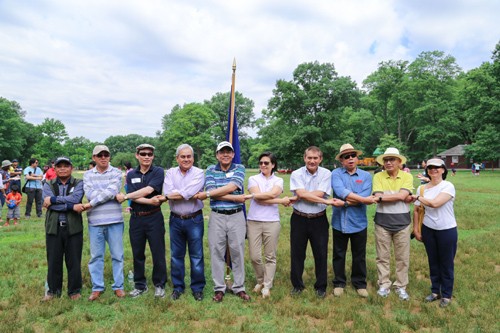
[117,144,167,298]
[330,144,376,298]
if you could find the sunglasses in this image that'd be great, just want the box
[383,157,396,163]
[138,152,154,157]
[259,161,270,166]
[427,165,443,170]
[341,153,357,160]
[96,153,110,158]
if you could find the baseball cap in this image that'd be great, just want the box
[54,156,72,166]
[216,141,234,152]
[92,145,110,155]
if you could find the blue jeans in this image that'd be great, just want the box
[170,213,205,293]
[88,223,125,291]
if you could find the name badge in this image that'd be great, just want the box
[69,188,74,193]
[131,178,141,184]
[226,172,234,178]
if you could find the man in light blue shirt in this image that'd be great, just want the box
[331,144,376,298]
[23,158,44,218]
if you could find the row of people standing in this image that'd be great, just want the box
[41,142,457,308]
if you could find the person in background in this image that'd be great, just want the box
[417,160,430,184]
[44,160,57,182]
[24,158,44,218]
[123,161,134,213]
[5,184,22,226]
[9,159,22,189]
[88,161,96,170]
[412,159,457,308]
[245,151,291,299]
[0,169,5,225]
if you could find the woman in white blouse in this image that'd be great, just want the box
[412,158,457,308]
[245,152,292,298]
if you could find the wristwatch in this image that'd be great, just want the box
[124,195,128,200]
[206,191,210,198]
[344,201,348,208]
[378,196,382,203]
[164,194,169,201]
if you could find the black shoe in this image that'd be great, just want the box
[290,288,303,296]
[171,290,182,300]
[316,289,326,298]
[193,291,203,301]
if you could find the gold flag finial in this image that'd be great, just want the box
[232,58,236,71]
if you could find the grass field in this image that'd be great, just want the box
[0,170,498,333]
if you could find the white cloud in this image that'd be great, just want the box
[0,0,498,142]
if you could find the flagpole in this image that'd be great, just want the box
[229,58,236,144]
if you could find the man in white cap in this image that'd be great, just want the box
[330,144,377,298]
[83,145,125,301]
[195,141,250,302]
[372,147,414,301]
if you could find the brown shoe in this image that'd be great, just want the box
[114,289,126,298]
[212,291,224,303]
[70,293,81,300]
[41,294,55,302]
[236,291,251,301]
[88,291,103,301]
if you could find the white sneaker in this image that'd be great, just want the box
[253,284,263,294]
[154,286,165,298]
[261,288,270,299]
[333,287,344,297]
[377,288,390,298]
[396,288,410,301]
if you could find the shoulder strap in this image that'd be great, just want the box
[48,179,59,196]
[419,186,425,197]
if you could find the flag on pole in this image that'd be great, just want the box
[226,93,242,164]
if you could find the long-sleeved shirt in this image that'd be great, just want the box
[331,167,372,233]
[43,177,84,222]
[83,165,124,226]
[163,166,204,215]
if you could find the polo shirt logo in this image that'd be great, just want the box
[356,180,363,183]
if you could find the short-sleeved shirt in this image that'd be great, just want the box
[331,167,372,233]
[247,173,284,222]
[372,169,413,231]
[126,165,165,213]
[290,166,331,214]
[23,166,43,189]
[205,163,245,211]
[415,181,456,230]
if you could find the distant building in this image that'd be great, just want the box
[437,144,498,169]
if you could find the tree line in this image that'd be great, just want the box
[1,43,499,170]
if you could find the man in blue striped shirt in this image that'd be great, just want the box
[195,141,250,302]
[83,145,125,301]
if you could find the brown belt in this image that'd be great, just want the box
[293,209,326,219]
[171,210,203,220]
[132,207,162,217]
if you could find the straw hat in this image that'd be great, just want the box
[375,147,407,165]
[335,144,363,161]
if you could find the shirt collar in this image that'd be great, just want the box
[215,162,235,172]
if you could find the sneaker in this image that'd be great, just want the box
[356,289,369,298]
[171,290,182,300]
[377,288,390,298]
[316,289,326,299]
[129,286,148,298]
[193,291,203,301]
[253,283,263,294]
[395,288,410,301]
[154,286,166,298]
[439,298,451,308]
[333,287,344,297]
[290,287,303,296]
[261,288,271,299]
[424,293,440,303]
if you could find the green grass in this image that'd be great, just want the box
[0,169,499,332]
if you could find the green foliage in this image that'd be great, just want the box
[377,133,408,154]
[32,118,69,164]
[0,97,31,162]
[104,134,157,155]
[111,152,137,169]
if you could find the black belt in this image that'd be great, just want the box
[293,209,326,219]
[211,207,243,215]
[132,207,162,217]
[171,210,203,220]
[58,221,67,227]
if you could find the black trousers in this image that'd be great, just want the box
[46,226,83,296]
[129,211,167,289]
[332,228,367,289]
[25,188,42,217]
[290,212,329,291]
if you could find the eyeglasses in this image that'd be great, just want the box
[259,161,270,166]
[383,157,396,163]
[218,150,233,155]
[138,152,154,157]
[341,153,357,160]
[96,153,110,158]
[427,165,443,170]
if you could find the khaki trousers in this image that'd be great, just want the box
[247,220,281,289]
[375,224,411,290]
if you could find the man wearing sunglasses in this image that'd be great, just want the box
[372,147,414,301]
[83,145,125,301]
[330,144,377,299]
[117,144,167,299]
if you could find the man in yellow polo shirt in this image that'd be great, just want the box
[372,148,414,301]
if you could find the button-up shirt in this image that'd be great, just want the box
[163,166,204,215]
[43,177,84,223]
[331,167,372,233]
[290,166,331,214]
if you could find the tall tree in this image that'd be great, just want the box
[0,97,32,162]
[104,134,157,155]
[63,136,96,169]
[33,118,69,163]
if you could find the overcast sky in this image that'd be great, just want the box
[1,0,499,142]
